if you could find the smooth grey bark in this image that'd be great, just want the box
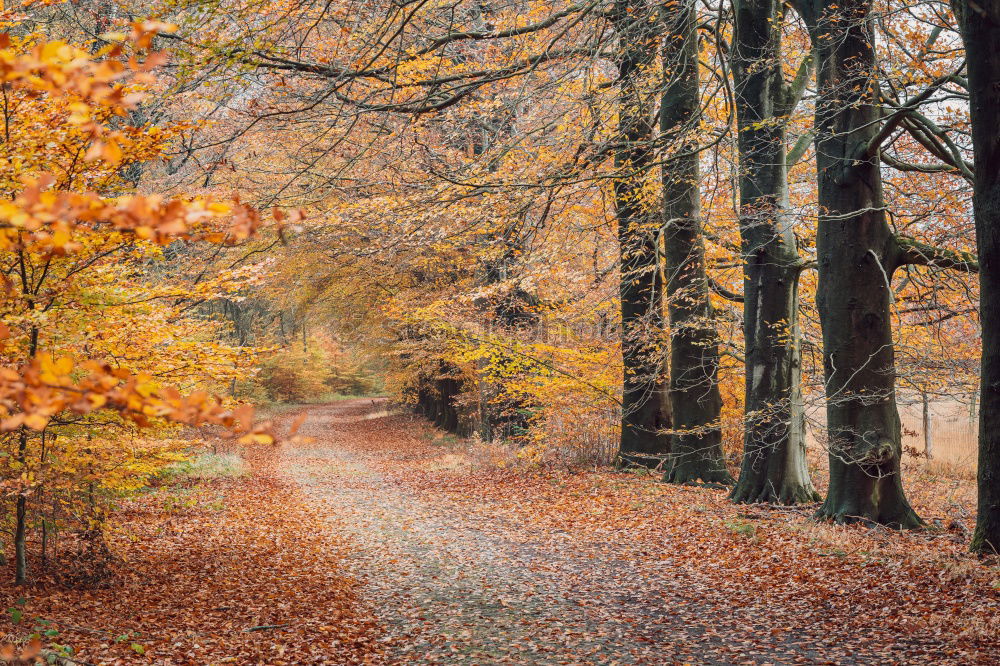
[795,0,921,527]
[729,0,819,504]
[613,0,672,468]
[954,0,1000,554]
[660,0,731,485]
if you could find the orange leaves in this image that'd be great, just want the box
[0,33,278,258]
[0,637,40,663]
[0,21,173,106]
[0,37,124,118]
[0,352,273,442]
[0,423,379,663]
[0,175,268,252]
[0,24,172,185]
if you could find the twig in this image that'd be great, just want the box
[244,624,289,632]
[59,624,107,636]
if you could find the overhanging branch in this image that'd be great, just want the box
[894,235,979,273]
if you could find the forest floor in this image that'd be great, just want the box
[3,398,1000,664]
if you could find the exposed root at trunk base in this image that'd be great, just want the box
[814,505,924,531]
[663,464,733,486]
[615,452,667,472]
[674,480,730,490]
[729,482,821,506]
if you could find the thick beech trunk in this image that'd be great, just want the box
[660,0,731,485]
[613,0,672,468]
[955,0,1000,554]
[730,0,818,504]
[797,0,920,527]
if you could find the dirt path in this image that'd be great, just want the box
[275,400,1000,665]
[281,401,699,664]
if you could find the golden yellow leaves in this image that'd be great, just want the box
[0,29,279,450]
[0,21,173,99]
[0,175,271,254]
[0,23,175,179]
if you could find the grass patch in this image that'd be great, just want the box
[424,432,462,447]
[159,452,247,483]
[724,518,758,541]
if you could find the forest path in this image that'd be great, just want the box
[278,400,725,664]
[274,400,992,665]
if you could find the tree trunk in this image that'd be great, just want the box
[730,0,818,504]
[955,0,1000,554]
[14,493,27,585]
[796,0,920,527]
[14,424,29,584]
[613,0,672,468]
[922,392,933,461]
[660,0,731,485]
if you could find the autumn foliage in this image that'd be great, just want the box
[0,0,999,662]
[0,18,275,592]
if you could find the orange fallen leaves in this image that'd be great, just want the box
[6,400,998,663]
[1,436,381,664]
[317,401,1000,664]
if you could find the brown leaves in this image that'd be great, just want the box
[293,401,1000,664]
[5,400,998,663]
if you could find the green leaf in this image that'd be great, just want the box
[9,608,23,624]
[131,643,145,655]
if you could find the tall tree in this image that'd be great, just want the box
[661,0,731,484]
[729,0,818,503]
[613,0,672,468]
[954,0,1000,554]
[793,0,976,524]
[795,0,923,525]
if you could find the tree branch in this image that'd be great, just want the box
[880,151,959,174]
[894,235,979,273]
[708,276,743,303]
[786,130,814,169]
[778,52,814,118]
